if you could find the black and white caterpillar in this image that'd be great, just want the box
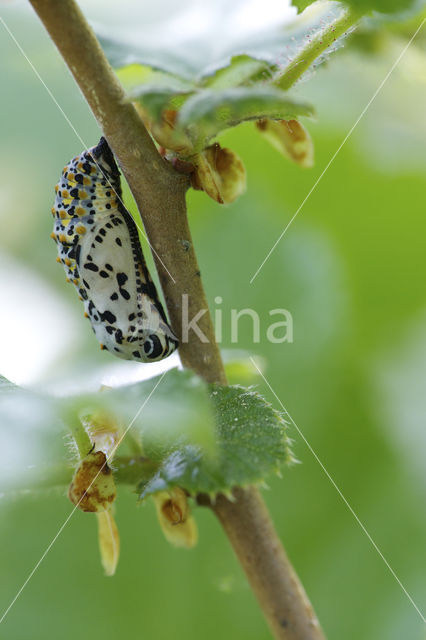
[51,137,178,362]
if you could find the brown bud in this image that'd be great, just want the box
[149,109,193,154]
[191,143,246,204]
[256,118,314,168]
[68,450,116,513]
[153,488,198,549]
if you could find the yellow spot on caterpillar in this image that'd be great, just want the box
[56,256,61,263]
[54,185,59,193]
[90,166,97,174]
[76,225,86,235]
[62,198,73,206]
[84,312,89,318]
[66,277,71,283]
[77,162,84,170]
[83,177,91,186]
[67,172,75,181]
[79,296,83,301]
[76,207,85,217]
[59,234,67,243]
[59,210,67,219]
[50,232,56,240]
[78,190,88,199]
[65,258,71,266]
[51,207,56,216]
[73,279,79,285]
[100,344,106,350]
[62,189,70,199]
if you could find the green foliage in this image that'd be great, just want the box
[95,5,354,157]
[2,3,426,636]
[95,5,340,82]
[95,369,217,455]
[292,0,421,15]
[177,88,314,152]
[0,370,292,499]
[138,384,293,499]
[0,376,66,492]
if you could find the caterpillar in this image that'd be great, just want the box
[51,137,178,362]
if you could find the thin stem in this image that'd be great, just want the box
[276,8,361,91]
[213,488,324,640]
[68,415,92,458]
[29,1,325,637]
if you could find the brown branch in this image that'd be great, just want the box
[28,1,325,637]
[212,488,323,639]
[29,0,224,384]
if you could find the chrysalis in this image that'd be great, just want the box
[51,137,178,362]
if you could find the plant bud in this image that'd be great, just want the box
[150,109,193,154]
[82,409,120,458]
[191,143,246,204]
[96,510,120,577]
[256,118,314,168]
[68,450,116,513]
[153,487,198,549]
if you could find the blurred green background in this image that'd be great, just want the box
[0,2,425,639]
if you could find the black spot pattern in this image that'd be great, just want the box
[52,137,178,363]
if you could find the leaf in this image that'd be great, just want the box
[292,0,419,14]
[0,375,66,492]
[204,55,276,90]
[340,0,420,15]
[177,87,314,150]
[85,369,217,456]
[138,385,294,499]
[93,2,345,83]
[131,86,192,121]
[291,1,314,10]
[129,71,195,120]
[0,370,293,501]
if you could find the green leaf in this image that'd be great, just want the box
[72,369,217,456]
[130,85,192,120]
[94,3,346,83]
[292,0,419,14]
[0,375,66,492]
[204,55,276,90]
[291,1,314,11]
[0,370,293,501]
[177,87,314,150]
[138,384,294,499]
[341,0,420,15]
[127,65,196,119]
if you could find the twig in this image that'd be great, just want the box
[29,0,325,637]
[213,488,323,639]
[276,8,360,91]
